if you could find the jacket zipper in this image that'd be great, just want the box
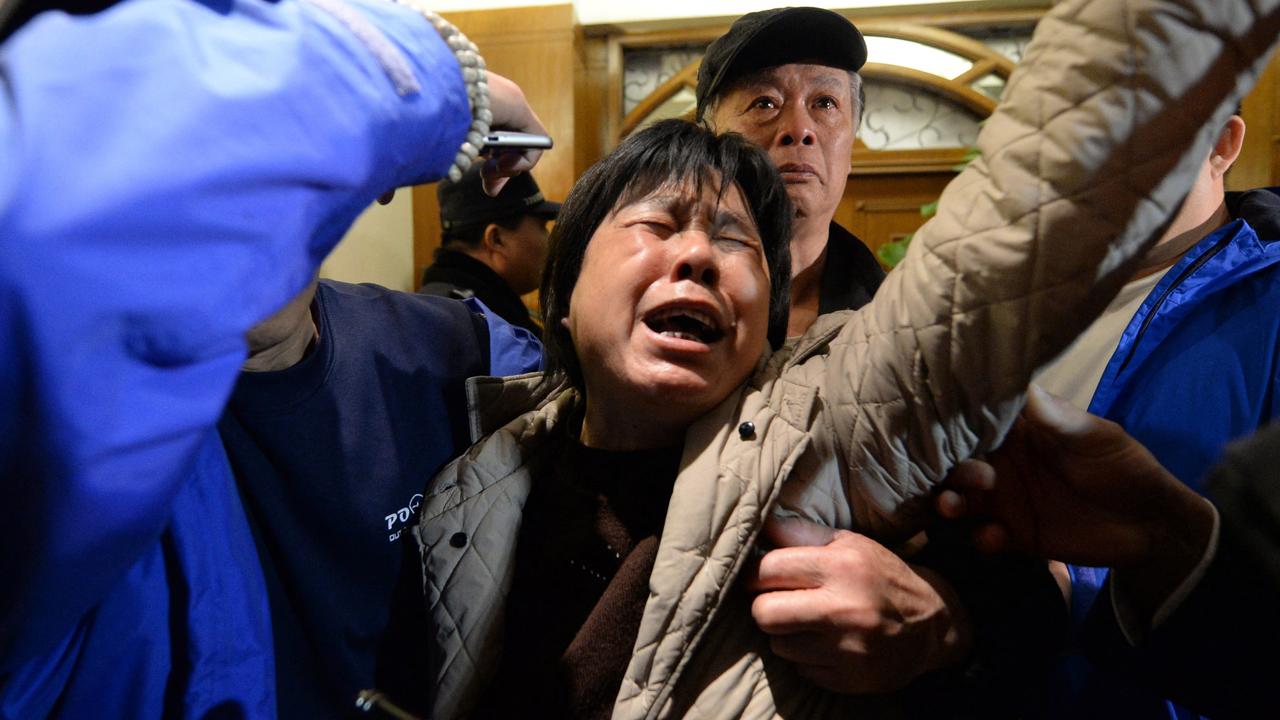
[1114,233,1233,375]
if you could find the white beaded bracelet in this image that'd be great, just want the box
[395,0,490,182]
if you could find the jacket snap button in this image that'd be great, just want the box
[738,421,756,440]
[449,532,468,548]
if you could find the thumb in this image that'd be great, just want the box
[762,514,838,549]
[1023,384,1095,439]
[479,159,511,197]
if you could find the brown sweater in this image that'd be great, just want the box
[476,440,681,719]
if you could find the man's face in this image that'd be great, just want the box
[708,63,856,224]
[501,214,551,296]
[564,175,771,424]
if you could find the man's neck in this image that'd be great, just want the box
[790,213,830,275]
[1133,201,1230,280]
[787,214,831,337]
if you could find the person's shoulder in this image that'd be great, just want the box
[320,278,471,313]
[826,222,886,276]
[1227,187,1280,243]
[317,279,486,346]
[419,279,476,301]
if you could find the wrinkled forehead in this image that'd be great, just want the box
[721,62,852,98]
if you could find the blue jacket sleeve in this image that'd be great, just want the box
[461,297,545,376]
[0,0,470,668]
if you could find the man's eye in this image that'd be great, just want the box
[813,96,838,110]
[749,97,778,111]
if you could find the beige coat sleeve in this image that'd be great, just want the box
[821,0,1280,537]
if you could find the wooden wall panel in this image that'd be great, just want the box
[575,35,610,178]
[412,4,577,283]
[1234,50,1280,191]
[840,173,957,263]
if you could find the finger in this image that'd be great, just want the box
[750,545,830,592]
[492,148,539,174]
[972,522,1012,554]
[944,459,995,493]
[1024,384,1097,439]
[478,152,541,197]
[479,158,510,197]
[751,588,840,634]
[763,515,838,549]
[934,489,967,520]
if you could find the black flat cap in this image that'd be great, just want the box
[696,7,867,120]
[438,166,561,231]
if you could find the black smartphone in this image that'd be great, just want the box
[480,131,554,154]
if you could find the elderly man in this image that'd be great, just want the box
[697,7,885,336]
[697,7,1064,703]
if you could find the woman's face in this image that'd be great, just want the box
[564,175,772,445]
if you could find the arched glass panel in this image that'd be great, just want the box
[623,45,703,115]
[632,86,698,133]
[863,36,972,79]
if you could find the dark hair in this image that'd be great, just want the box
[440,213,526,250]
[540,119,792,391]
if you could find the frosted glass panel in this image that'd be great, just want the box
[864,36,971,79]
[630,87,698,135]
[972,73,1005,100]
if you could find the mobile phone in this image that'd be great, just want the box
[480,131,554,154]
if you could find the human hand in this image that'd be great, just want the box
[375,73,545,204]
[746,516,971,694]
[480,71,547,196]
[937,385,1212,574]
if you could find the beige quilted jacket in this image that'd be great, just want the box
[415,1,1280,717]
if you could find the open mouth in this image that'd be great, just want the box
[643,306,724,344]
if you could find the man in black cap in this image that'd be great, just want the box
[702,8,1066,708]
[697,6,883,338]
[420,165,560,334]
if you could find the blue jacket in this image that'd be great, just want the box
[1062,189,1280,718]
[0,0,474,716]
[219,282,539,718]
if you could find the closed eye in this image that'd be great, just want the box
[715,234,756,251]
[633,219,676,237]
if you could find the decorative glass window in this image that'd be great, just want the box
[623,45,703,116]
[860,80,981,150]
[615,20,1033,152]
